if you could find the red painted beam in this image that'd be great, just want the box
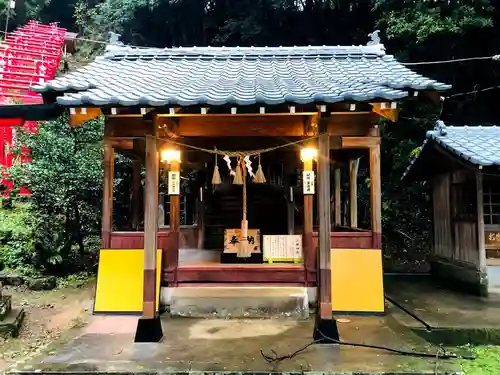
[0,118,24,127]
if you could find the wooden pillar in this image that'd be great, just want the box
[334,168,341,227]
[476,170,486,272]
[142,134,159,320]
[349,158,359,228]
[170,162,181,231]
[170,160,181,266]
[101,140,114,248]
[288,187,295,235]
[130,159,141,230]
[158,192,165,227]
[369,145,382,248]
[197,187,205,249]
[317,117,332,319]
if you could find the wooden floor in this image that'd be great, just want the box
[170,248,311,286]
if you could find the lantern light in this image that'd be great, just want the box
[160,148,181,163]
[300,147,318,162]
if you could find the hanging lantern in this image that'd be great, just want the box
[160,148,181,163]
[300,147,317,162]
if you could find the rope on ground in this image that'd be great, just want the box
[260,330,474,365]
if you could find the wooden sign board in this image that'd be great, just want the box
[486,230,500,249]
[168,171,180,195]
[303,171,315,195]
[263,235,303,263]
[224,228,260,254]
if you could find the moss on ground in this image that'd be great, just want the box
[460,346,500,375]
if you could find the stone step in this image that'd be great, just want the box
[0,308,25,338]
[0,295,12,321]
[168,286,309,319]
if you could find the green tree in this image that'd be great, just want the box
[3,0,500,273]
[0,0,52,30]
[373,1,497,270]
[7,115,103,273]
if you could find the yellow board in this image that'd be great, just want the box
[331,249,384,314]
[94,249,162,314]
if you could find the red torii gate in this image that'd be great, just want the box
[0,20,67,195]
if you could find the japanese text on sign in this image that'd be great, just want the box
[486,231,500,249]
[303,171,315,195]
[168,171,180,195]
[224,228,261,254]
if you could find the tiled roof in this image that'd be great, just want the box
[426,122,500,166]
[32,43,451,107]
[403,121,500,179]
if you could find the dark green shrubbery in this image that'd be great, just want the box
[0,203,36,273]
[2,116,104,276]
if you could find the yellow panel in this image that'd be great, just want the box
[331,249,384,313]
[94,249,162,314]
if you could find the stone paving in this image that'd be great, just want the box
[8,315,461,375]
[8,276,500,374]
[385,275,500,345]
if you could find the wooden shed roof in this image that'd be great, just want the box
[404,121,500,180]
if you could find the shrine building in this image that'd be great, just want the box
[28,33,450,339]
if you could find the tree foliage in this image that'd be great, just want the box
[1,0,500,273]
[5,116,104,274]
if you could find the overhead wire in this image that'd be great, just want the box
[1,28,499,67]
[446,85,500,99]
[402,55,500,66]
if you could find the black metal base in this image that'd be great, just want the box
[134,316,163,343]
[313,316,339,344]
[221,252,263,264]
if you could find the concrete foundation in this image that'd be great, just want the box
[430,258,487,296]
[487,265,500,294]
[385,275,500,345]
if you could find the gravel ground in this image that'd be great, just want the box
[0,281,94,371]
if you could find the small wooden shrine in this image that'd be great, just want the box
[30,33,450,340]
[404,121,500,296]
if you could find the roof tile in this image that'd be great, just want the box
[403,121,500,179]
[32,44,451,107]
[426,122,500,166]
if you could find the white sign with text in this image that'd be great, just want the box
[303,170,315,195]
[168,171,180,195]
